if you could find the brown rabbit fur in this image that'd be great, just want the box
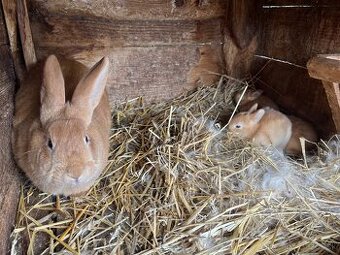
[285,115,318,155]
[228,104,292,152]
[234,89,279,112]
[12,55,111,195]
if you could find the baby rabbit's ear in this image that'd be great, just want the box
[252,109,265,123]
[247,103,258,114]
[72,57,110,126]
[41,55,65,125]
[249,90,263,100]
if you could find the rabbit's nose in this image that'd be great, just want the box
[68,166,84,182]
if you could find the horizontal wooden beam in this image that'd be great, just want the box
[307,54,340,83]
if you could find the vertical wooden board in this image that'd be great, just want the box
[257,6,340,66]
[312,9,340,56]
[257,7,318,65]
[321,81,340,132]
[251,58,336,137]
[223,0,260,78]
[0,46,22,255]
[0,4,7,45]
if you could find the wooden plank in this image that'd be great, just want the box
[100,45,203,104]
[262,0,340,7]
[30,14,224,53]
[0,45,22,255]
[257,7,340,66]
[321,81,340,132]
[1,0,16,48]
[0,1,7,45]
[28,0,226,20]
[223,0,260,78]
[17,0,36,69]
[2,0,26,81]
[251,58,336,138]
[307,55,340,83]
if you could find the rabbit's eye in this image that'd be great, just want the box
[235,124,242,129]
[85,135,90,144]
[47,139,54,150]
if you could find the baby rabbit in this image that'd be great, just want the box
[234,89,279,112]
[285,115,318,155]
[12,55,111,196]
[228,104,292,152]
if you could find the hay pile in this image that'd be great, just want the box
[11,77,340,254]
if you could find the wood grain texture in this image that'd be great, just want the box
[28,0,226,20]
[0,45,22,255]
[188,44,225,86]
[257,6,340,66]
[307,55,340,83]
[252,58,336,138]
[17,0,36,69]
[262,0,340,7]
[30,13,224,53]
[224,0,260,78]
[2,0,16,49]
[103,45,201,104]
[321,81,340,132]
[0,2,7,45]
[307,55,340,132]
[2,0,26,81]
[27,1,226,105]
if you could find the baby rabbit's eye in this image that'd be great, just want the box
[47,139,54,150]
[235,124,242,129]
[85,135,90,144]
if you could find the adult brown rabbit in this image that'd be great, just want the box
[12,55,111,195]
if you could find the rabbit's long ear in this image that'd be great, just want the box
[252,109,265,123]
[71,57,109,126]
[41,55,65,125]
[247,103,258,114]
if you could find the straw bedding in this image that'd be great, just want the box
[11,77,340,254]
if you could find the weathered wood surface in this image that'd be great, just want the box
[28,0,226,20]
[0,2,6,45]
[257,6,340,66]
[224,0,260,78]
[320,81,340,132]
[307,55,340,132]
[0,10,22,255]
[262,0,340,7]
[103,45,201,104]
[17,0,36,69]
[307,55,340,83]
[27,0,226,105]
[31,15,224,54]
[1,0,26,81]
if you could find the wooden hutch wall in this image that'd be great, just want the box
[252,0,340,137]
[0,0,339,253]
[26,0,227,104]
